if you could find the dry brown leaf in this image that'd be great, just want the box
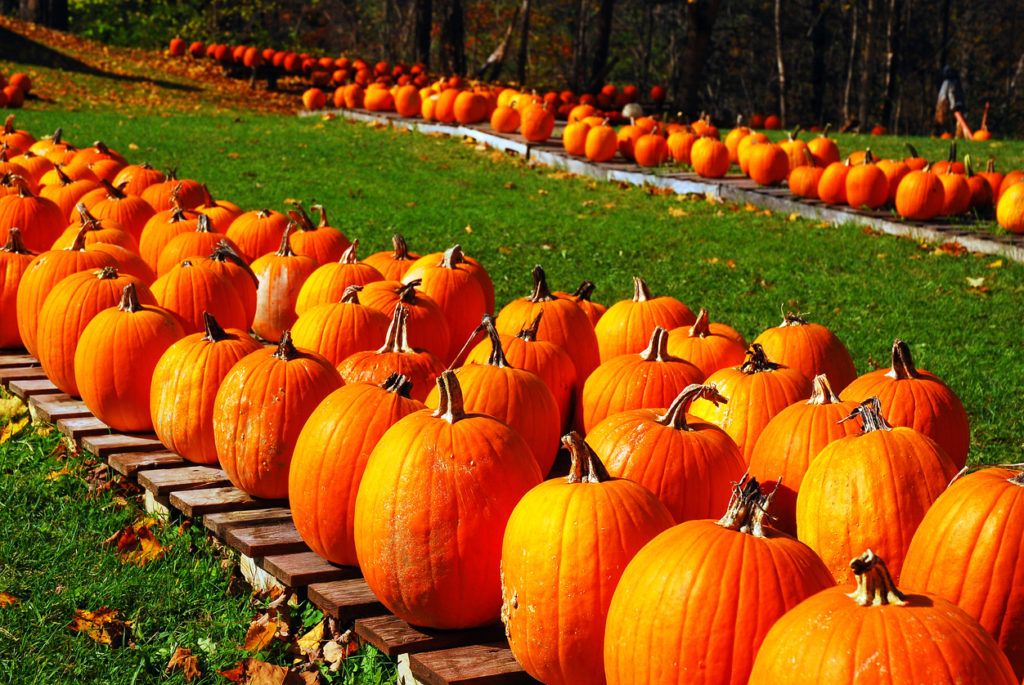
[225,658,320,684]
[935,241,967,256]
[104,519,165,566]
[68,607,133,646]
[45,466,73,481]
[166,646,201,682]
[668,207,688,217]
[244,613,284,652]
[0,416,29,444]
[322,630,357,672]
[0,592,19,607]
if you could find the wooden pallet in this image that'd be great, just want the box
[8,376,60,399]
[0,352,38,369]
[356,614,506,658]
[409,644,536,685]
[29,397,92,423]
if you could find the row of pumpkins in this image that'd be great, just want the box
[312,71,1024,233]
[2,122,1022,684]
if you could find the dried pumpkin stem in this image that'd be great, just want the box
[117,283,144,313]
[516,311,544,341]
[839,397,893,433]
[378,303,412,354]
[2,227,31,255]
[272,330,300,360]
[311,204,329,229]
[275,222,296,257]
[201,311,230,342]
[439,244,465,269]
[571,280,596,301]
[807,374,841,405]
[689,308,711,338]
[886,339,921,379]
[716,474,778,538]
[479,315,511,368]
[95,266,118,280]
[526,265,556,302]
[739,343,780,374]
[632,276,652,302]
[847,550,908,607]
[69,224,90,252]
[194,214,213,233]
[562,432,612,483]
[339,239,359,264]
[340,285,363,304]
[380,372,414,398]
[397,279,420,303]
[658,383,727,431]
[209,241,260,288]
[391,234,411,260]
[433,370,466,424]
[638,327,674,362]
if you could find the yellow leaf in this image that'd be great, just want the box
[0,592,19,607]
[0,396,27,422]
[966,276,985,288]
[165,646,201,682]
[69,607,133,646]
[877,253,887,259]
[244,613,283,652]
[464,224,473,234]
[293,620,324,655]
[537,189,548,196]
[0,416,29,444]
[45,466,72,481]
[35,425,53,437]
[788,213,800,221]
[128,142,139,151]
[988,259,1003,268]
[668,207,688,218]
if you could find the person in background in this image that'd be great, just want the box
[935,65,973,138]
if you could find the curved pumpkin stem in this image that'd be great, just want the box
[194,213,214,233]
[339,239,359,264]
[99,178,128,200]
[839,397,893,433]
[284,199,314,231]
[8,174,32,198]
[688,308,711,338]
[390,234,412,260]
[717,474,779,537]
[779,311,808,327]
[2,227,31,255]
[571,280,596,302]
[3,115,13,135]
[886,339,921,380]
[632,276,652,302]
[658,383,728,431]
[209,240,260,288]
[481,315,511,368]
[905,142,920,159]
[69,224,90,252]
[340,284,363,304]
[739,343,780,374]
[275,222,297,257]
[396,279,420,303]
[378,303,413,354]
[807,374,841,405]
[95,266,119,280]
[638,327,676,362]
[380,372,414,398]
[52,165,73,187]
[526,265,556,303]
[118,282,144,313]
[439,244,466,269]
[847,550,908,607]
[432,369,466,424]
[201,311,231,342]
[516,310,543,342]
[562,431,612,483]
[76,202,103,230]
[311,204,329,229]
[272,330,300,361]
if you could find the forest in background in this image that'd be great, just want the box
[5,0,1024,136]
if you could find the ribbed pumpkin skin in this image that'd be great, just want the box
[74,287,184,432]
[250,238,318,343]
[196,198,243,234]
[155,222,238,277]
[362,235,421,281]
[358,280,451,360]
[752,315,857,393]
[581,327,704,433]
[0,186,66,253]
[405,248,494,314]
[500,435,673,685]
[845,162,889,209]
[149,317,262,464]
[36,268,153,397]
[289,378,425,566]
[0,229,33,348]
[150,261,248,335]
[225,209,289,263]
[294,244,383,316]
[604,479,836,685]
[354,372,543,629]
[15,240,116,357]
[747,375,861,536]
[689,345,812,462]
[291,291,390,367]
[796,407,957,583]
[199,243,258,327]
[52,215,138,253]
[85,242,155,285]
[749,554,1018,685]
[594,277,696,362]
[895,169,944,220]
[213,336,343,499]
[665,308,747,377]
[586,385,746,523]
[900,469,1024,677]
[87,188,156,244]
[138,206,201,273]
[840,339,969,469]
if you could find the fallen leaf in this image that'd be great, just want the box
[935,241,967,256]
[227,152,240,159]
[166,646,201,682]
[0,592,19,607]
[34,425,53,437]
[744,203,758,212]
[292,620,324,656]
[788,213,800,221]
[464,224,473,234]
[988,259,1003,268]
[966,276,985,288]
[68,607,133,646]
[0,416,29,444]
[668,207,688,217]
[244,613,284,652]
[0,396,26,422]
[322,630,358,672]
[128,142,139,151]
[877,253,887,259]
[218,663,244,682]
[224,658,318,684]
[104,519,165,566]
[45,466,73,481]
[503,182,516,189]
[603,202,616,209]
[537,189,548,196]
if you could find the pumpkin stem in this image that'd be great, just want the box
[562,431,612,484]
[432,369,466,424]
[516,310,544,341]
[779,311,808,327]
[378,303,413,354]
[839,397,893,433]
[947,140,957,164]
[526,265,556,302]
[439,244,466,269]
[276,222,297,257]
[986,156,996,173]
[209,240,260,287]
[380,372,414,399]
[311,204,329,229]
[117,282,144,313]
[905,142,920,159]
[964,154,975,177]
[716,473,778,538]
[1012,471,1024,486]
[69,224,90,252]
[807,374,841,405]
[334,284,362,304]
[886,338,920,380]
[847,550,908,607]
[284,199,314,230]
[339,239,359,264]
[201,311,231,342]
[739,343,780,374]
[9,174,32,197]
[945,462,1024,488]
[391,234,412,260]
[862,148,875,164]
[688,308,711,338]
[658,383,728,431]
[191,213,213,233]
[95,266,119,280]
[571,280,596,302]
[2,227,32,255]
[3,115,13,134]
[632,275,652,302]
[99,178,128,200]
[272,330,301,360]
[480,315,511,368]
[397,279,420,303]
[53,164,73,186]
[50,127,63,145]
[638,327,676,362]
[76,202,102,230]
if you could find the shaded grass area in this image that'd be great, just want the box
[9,109,1024,465]
[0,400,396,684]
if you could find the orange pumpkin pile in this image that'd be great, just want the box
[4,120,1021,685]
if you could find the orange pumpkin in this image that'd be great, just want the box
[665,307,747,378]
[150,259,248,335]
[156,214,238,276]
[690,137,730,178]
[585,123,618,163]
[52,203,139,253]
[286,203,350,264]
[358,279,450,360]
[295,239,384,316]
[291,285,390,366]
[594,276,696,362]
[198,241,257,328]
[0,175,66,253]
[752,313,857,393]
[225,208,289,263]
[0,228,33,348]
[362,234,421,281]
[250,225,319,342]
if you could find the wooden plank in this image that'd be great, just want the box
[57,416,111,440]
[0,366,47,389]
[308,578,386,623]
[0,352,37,369]
[81,433,164,458]
[355,614,506,658]
[170,486,269,517]
[203,507,293,538]
[29,397,90,423]
[225,520,308,557]
[108,450,186,477]
[8,377,60,399]
[137,465,231,496]
[260,551,360,587]
[409,643,537,685]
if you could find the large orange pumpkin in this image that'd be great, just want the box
[0,175,66,253]
[362,234,421,281]
[358,279,450,360]
[291,285,390,367]
[285,203,350,264]
[295,239,383,316]
[752,313,857,393]
[150,259,247,335]
[500,433,673,685]
[0,228,33,348]
[354,371,543,629]
[250,225,319,342]
[198,241,258,327]
[225,208,289,263]
[155,214,238,277]
[665,307,746,378]
[594,276,696,362]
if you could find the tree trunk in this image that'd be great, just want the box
[881,0,902,128]
[439,0,466,76]
[678,0,722,120]
[515,0,531,86]
[571,0,588,93]
[857,0,876,128]
[585,0,616,94]
[19,0,67,29]
[842,1,859,126]
[809,1,829,126]
[475,2,521,81]
[775,0,787,128]
[413,0,432,69]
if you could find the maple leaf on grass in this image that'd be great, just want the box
[166,646,201,683]
[219,658,319,684]
[0,592,19,607]
[68,607,133,647]
[102,518,165,566]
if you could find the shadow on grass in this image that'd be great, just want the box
[0,26,199,93]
